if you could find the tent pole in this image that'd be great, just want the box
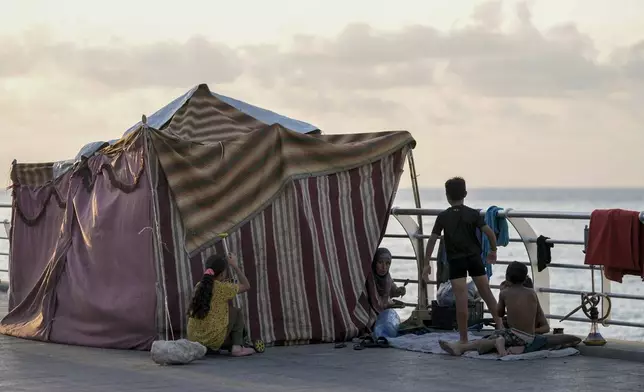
[143,125,174,341]
[407,149,428,315]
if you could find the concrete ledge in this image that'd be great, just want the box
[472,329,644,363]
[576,338,644,363]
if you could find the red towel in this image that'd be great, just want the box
[584,209,643,283]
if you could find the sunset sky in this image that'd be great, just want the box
[1,0,643,188]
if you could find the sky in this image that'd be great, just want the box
[1,0,643,189]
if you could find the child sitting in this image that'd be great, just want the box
[440,261,549,357]
[187,253,254,357]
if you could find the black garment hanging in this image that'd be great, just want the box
[537,235,554,272]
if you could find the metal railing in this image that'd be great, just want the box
[387,206,644,330]
[2,198,644,330]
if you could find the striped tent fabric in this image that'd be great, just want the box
[159,85,265,143]
[9,130,143,189]
[10,162,56,187]
[150,124,415,256]
[155,142,411,344]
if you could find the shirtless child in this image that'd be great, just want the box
[500,276,550,334]
[440,261,548,357]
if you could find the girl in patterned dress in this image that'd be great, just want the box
[187,253,254,357]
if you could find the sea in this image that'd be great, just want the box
[1,187,643,341]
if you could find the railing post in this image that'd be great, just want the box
[390,208,432,324]
[504,214,551,315]
[584,225,612,324]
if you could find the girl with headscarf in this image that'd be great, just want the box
[187,253,255,357]
[366,248,406,313]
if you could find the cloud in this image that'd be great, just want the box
[0,31,242,90]
[621,41,644,80]
[1,2,641,97]
[0,1,643,187]
[241,1,631,98]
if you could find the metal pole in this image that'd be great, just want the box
[219,233,230,254]
[392,207,644,222]
[219,233,238,284]
[406,150,427,310]
[143,127,173,341]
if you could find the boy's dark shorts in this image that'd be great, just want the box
[448,254,486,280]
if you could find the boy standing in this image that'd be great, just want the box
[422,177,503,343]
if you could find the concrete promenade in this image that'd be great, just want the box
[1,293,642,392]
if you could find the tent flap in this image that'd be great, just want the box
[159,144,412,345]
[151,124,416,256]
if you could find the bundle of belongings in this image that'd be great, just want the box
[150,339,207,365]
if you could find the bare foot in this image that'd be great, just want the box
[231,346,255,357]
[495,337,508,357]
[439,340,463,356]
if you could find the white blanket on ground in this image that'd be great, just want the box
[387,332,579,361]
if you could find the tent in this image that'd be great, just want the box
[1,84,415,350]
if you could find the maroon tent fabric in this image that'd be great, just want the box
[48,151,157,349]
[8,174,70,310]
[1,140,158,349]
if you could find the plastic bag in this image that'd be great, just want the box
[436,280,480,307]
[373,308,401,338]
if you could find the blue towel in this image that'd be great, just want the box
[481,206,510,278]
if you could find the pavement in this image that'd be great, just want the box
[1,293,643,392]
